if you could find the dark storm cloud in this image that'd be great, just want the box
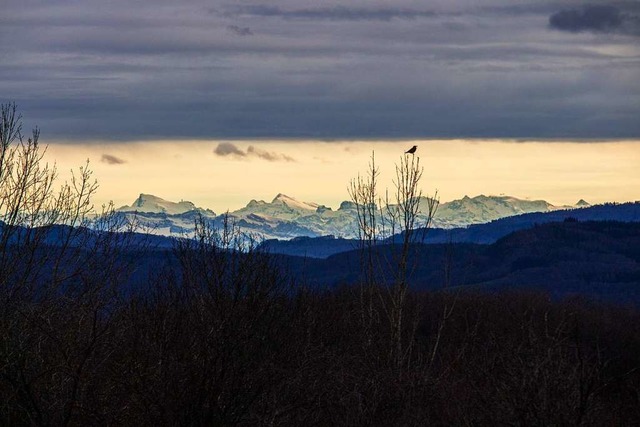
[549,4,640,35]
[230,5,437,21]
[1,0,639,140]
[213,143,295,162]
[101,154,126,165]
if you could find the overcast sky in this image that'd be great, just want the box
[2,0,639,141]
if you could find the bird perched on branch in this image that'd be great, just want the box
[405,145,417,154]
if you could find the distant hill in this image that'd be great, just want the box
[281,220,640,305]
[4,216,640,304]
[262,202,640,258]
[115,192,590,240]
[421,201,640,244]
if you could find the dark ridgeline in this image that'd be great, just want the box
[267,219,640,304]
[260,200,640,258]
[2,105,640,425]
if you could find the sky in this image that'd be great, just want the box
[2,0,639,210]
[44,139,640,212]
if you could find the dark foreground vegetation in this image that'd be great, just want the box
[2,216,640,425]
[2,245,640,425]
[3,104,640,425]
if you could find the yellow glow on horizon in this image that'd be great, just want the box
[43,139,640,213]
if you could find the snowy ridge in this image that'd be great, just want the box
[113,193,591,240]
[117,194,203,215]
[271,193,320,211]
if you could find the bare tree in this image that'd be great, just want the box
[348,153,381,343]
[0,103,103,296]
[349,150,438,367]
[0,103,143,425]
[384,153,438,365]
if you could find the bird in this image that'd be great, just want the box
[405,145,417,155]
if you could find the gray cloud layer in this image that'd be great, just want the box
[1,0,639,140]
[229,5,438,21]
[549,4,640,35]
[214,142,295,162]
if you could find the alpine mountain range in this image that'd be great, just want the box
[115,193,592,240]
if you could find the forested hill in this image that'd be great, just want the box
[3,209,640,304]
[262,202,640,258]
[281,220,640,305]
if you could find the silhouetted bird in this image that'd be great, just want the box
[405,145,417,154]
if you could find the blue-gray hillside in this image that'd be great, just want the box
[282,220,640,305]
[262,202,640,258]
[4,215,640,304]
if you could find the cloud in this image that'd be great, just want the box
[549,5,639,35]
[231,5,437,21]
[2,0,639,140]
[213,142,295,162]
[247,145,295,162]
[227,25,253,36]
[214,142,246,157]
[100,154,126,164]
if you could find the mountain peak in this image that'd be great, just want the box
[271,194,319,211]
[338,201,357,211]
[135,193,159,204]
[246,199,267,208]
[576,199,590,207]
[118,194,199,215]
[272,193,291,203]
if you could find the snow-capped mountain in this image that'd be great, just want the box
[114,193,590,240]
[116,194,216,235]
[118,193,217,216]
[436,195,563,228]
[234,193,320,221]
[220,194,359,239]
